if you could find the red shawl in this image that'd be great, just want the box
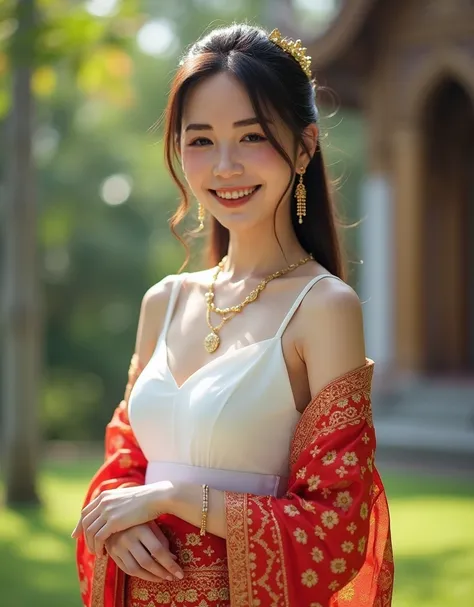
[76,355,394,607]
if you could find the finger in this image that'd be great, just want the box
[129,543,174,581]
[82,510,102,553]
[147,522,178,558]
[72,493,103,538]
[93,520,114,557]
[148,521,170,549]
[78,497,100,523]
[71,520,83,539]
[138,527,184,580]
[118,551,166,583]
[84,516,107,555]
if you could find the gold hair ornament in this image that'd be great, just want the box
[269,28,312,79]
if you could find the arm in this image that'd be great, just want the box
[166,279,366,537]
[77,279,392,606]
[85,278,174,493]
[133,278,174,370]
[167,281,392,606]
[75,277,176,606]
[75,279,366,542]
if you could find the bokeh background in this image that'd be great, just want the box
[1,1,473,606]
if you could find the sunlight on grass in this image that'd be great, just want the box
[386,476,474,607]
[0,459,98,607]
[393,497,473,554]
[1,459,473,607]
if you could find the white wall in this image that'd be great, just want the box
[359,174,394,375]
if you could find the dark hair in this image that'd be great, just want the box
[164,23,345,279]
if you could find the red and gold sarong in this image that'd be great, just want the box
[76,355,393,606]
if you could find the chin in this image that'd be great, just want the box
[212,211,271,233]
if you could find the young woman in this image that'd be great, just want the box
[74,24,393,607]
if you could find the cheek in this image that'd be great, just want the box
[181,150,209,185]
[248,143,279,165]
[250,146,292,194]
[248,144,290,174]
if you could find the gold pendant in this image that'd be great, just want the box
[204,332,220,353]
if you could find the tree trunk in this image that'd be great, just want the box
[1,0,41,506]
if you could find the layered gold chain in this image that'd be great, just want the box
[203,254,313,353]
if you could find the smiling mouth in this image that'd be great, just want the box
[209,185,262,205]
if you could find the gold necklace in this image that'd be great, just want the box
[203,254,313,353]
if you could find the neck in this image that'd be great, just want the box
[222,216,309,281]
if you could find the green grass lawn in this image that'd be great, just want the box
[0,459,473,607]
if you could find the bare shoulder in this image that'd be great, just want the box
[300,274,363,323]
[297,274,367,398]
[143,273,178,309]
[135,270,212,366]
[134,274,182,367]
[140,273,186,325]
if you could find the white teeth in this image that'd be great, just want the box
[215,186,257,200]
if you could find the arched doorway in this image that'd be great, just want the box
[421,79,474,374]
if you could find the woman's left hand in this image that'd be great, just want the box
[71,481,173,557]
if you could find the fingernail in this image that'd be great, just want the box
[166,575,173,581]
[175,571,184,580]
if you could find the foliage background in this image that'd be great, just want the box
[0,0,365,442]
[2,3,473,607]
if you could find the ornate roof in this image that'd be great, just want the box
[307,0,378,68]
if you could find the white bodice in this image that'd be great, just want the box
[128,273,337,481]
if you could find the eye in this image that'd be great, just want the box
[188,137,212,147]
[242,133,266,143]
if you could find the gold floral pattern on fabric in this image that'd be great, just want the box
[78,354,393,607]
[125,518,230,607]
[126,572,230,607]
[290,359,374,469]
[224,361,394,607]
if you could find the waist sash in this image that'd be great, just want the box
[145,461,288,497]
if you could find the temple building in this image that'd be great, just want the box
[282,0,474,462]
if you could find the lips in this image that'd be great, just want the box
[209,185,262,208]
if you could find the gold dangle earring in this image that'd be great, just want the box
[197,202,205,231]
[295,167,307,225]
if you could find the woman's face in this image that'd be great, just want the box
[180,71,299,232]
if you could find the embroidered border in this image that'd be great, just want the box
[290,360,374,468]
[91,555,108,607]
[226,493,291,607]
[126,566,230,605]
[268,500,290,607]
[225,360,377,607]
[250,497,283,604]
[225,492,252,606]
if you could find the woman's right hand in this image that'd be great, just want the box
[105,521,184,582]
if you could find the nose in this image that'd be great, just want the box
[213,146,243,179]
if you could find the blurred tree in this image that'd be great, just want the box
[0,0,365,464]
[0,0,146,504]
[1,0,41,505]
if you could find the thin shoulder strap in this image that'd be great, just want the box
[275,274,344,339]
[161,273,188,337]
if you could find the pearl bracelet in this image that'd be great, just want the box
[199,484,209,536]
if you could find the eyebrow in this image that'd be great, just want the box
[184,117,267,132]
